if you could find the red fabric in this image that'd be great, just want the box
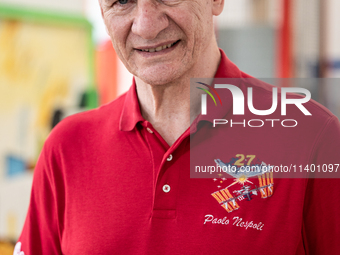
[18,50,340,254]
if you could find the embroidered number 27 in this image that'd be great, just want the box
[234,154,256,166]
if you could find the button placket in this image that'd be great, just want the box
[146,127,153,134]
[162,184,171,193]
[151,131,189,219]
[167,154,173,161]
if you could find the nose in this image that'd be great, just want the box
[131,0,169,40]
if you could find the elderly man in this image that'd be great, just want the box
[15,0,340,254]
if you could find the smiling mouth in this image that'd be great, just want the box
[136,40,180,53]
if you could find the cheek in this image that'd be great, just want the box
[171,4,212,37]
[103,17,133,68]
[105,15,131,48]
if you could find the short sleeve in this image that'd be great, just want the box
[310,115,340,168]
[302,115,340,254]
[17,146,63,255]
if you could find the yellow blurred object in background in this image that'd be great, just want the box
[0,240,15,255]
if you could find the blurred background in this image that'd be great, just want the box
[0,0,339,253]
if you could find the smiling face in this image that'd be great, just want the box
[100,0,223,85]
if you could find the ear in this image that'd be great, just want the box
[212,0,224,16]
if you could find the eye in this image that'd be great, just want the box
[109,0,135,11]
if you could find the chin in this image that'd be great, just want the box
[136,65,185,86]
[139,76,175,86]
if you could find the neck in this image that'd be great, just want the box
[136,43,221,146]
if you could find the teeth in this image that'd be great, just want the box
[140,41,177,53]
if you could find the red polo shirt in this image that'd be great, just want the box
[18,50,340,255]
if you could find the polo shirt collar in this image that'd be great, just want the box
[119,78,144,131]
[119,49,243,132]
[215,49,242,78]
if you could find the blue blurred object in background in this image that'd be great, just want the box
[5,155,25,178]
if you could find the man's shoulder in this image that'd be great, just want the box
[46,92,128,146]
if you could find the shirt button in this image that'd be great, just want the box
[146,127,153,134]
[167,154,173,161]
[163,184,171,193]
